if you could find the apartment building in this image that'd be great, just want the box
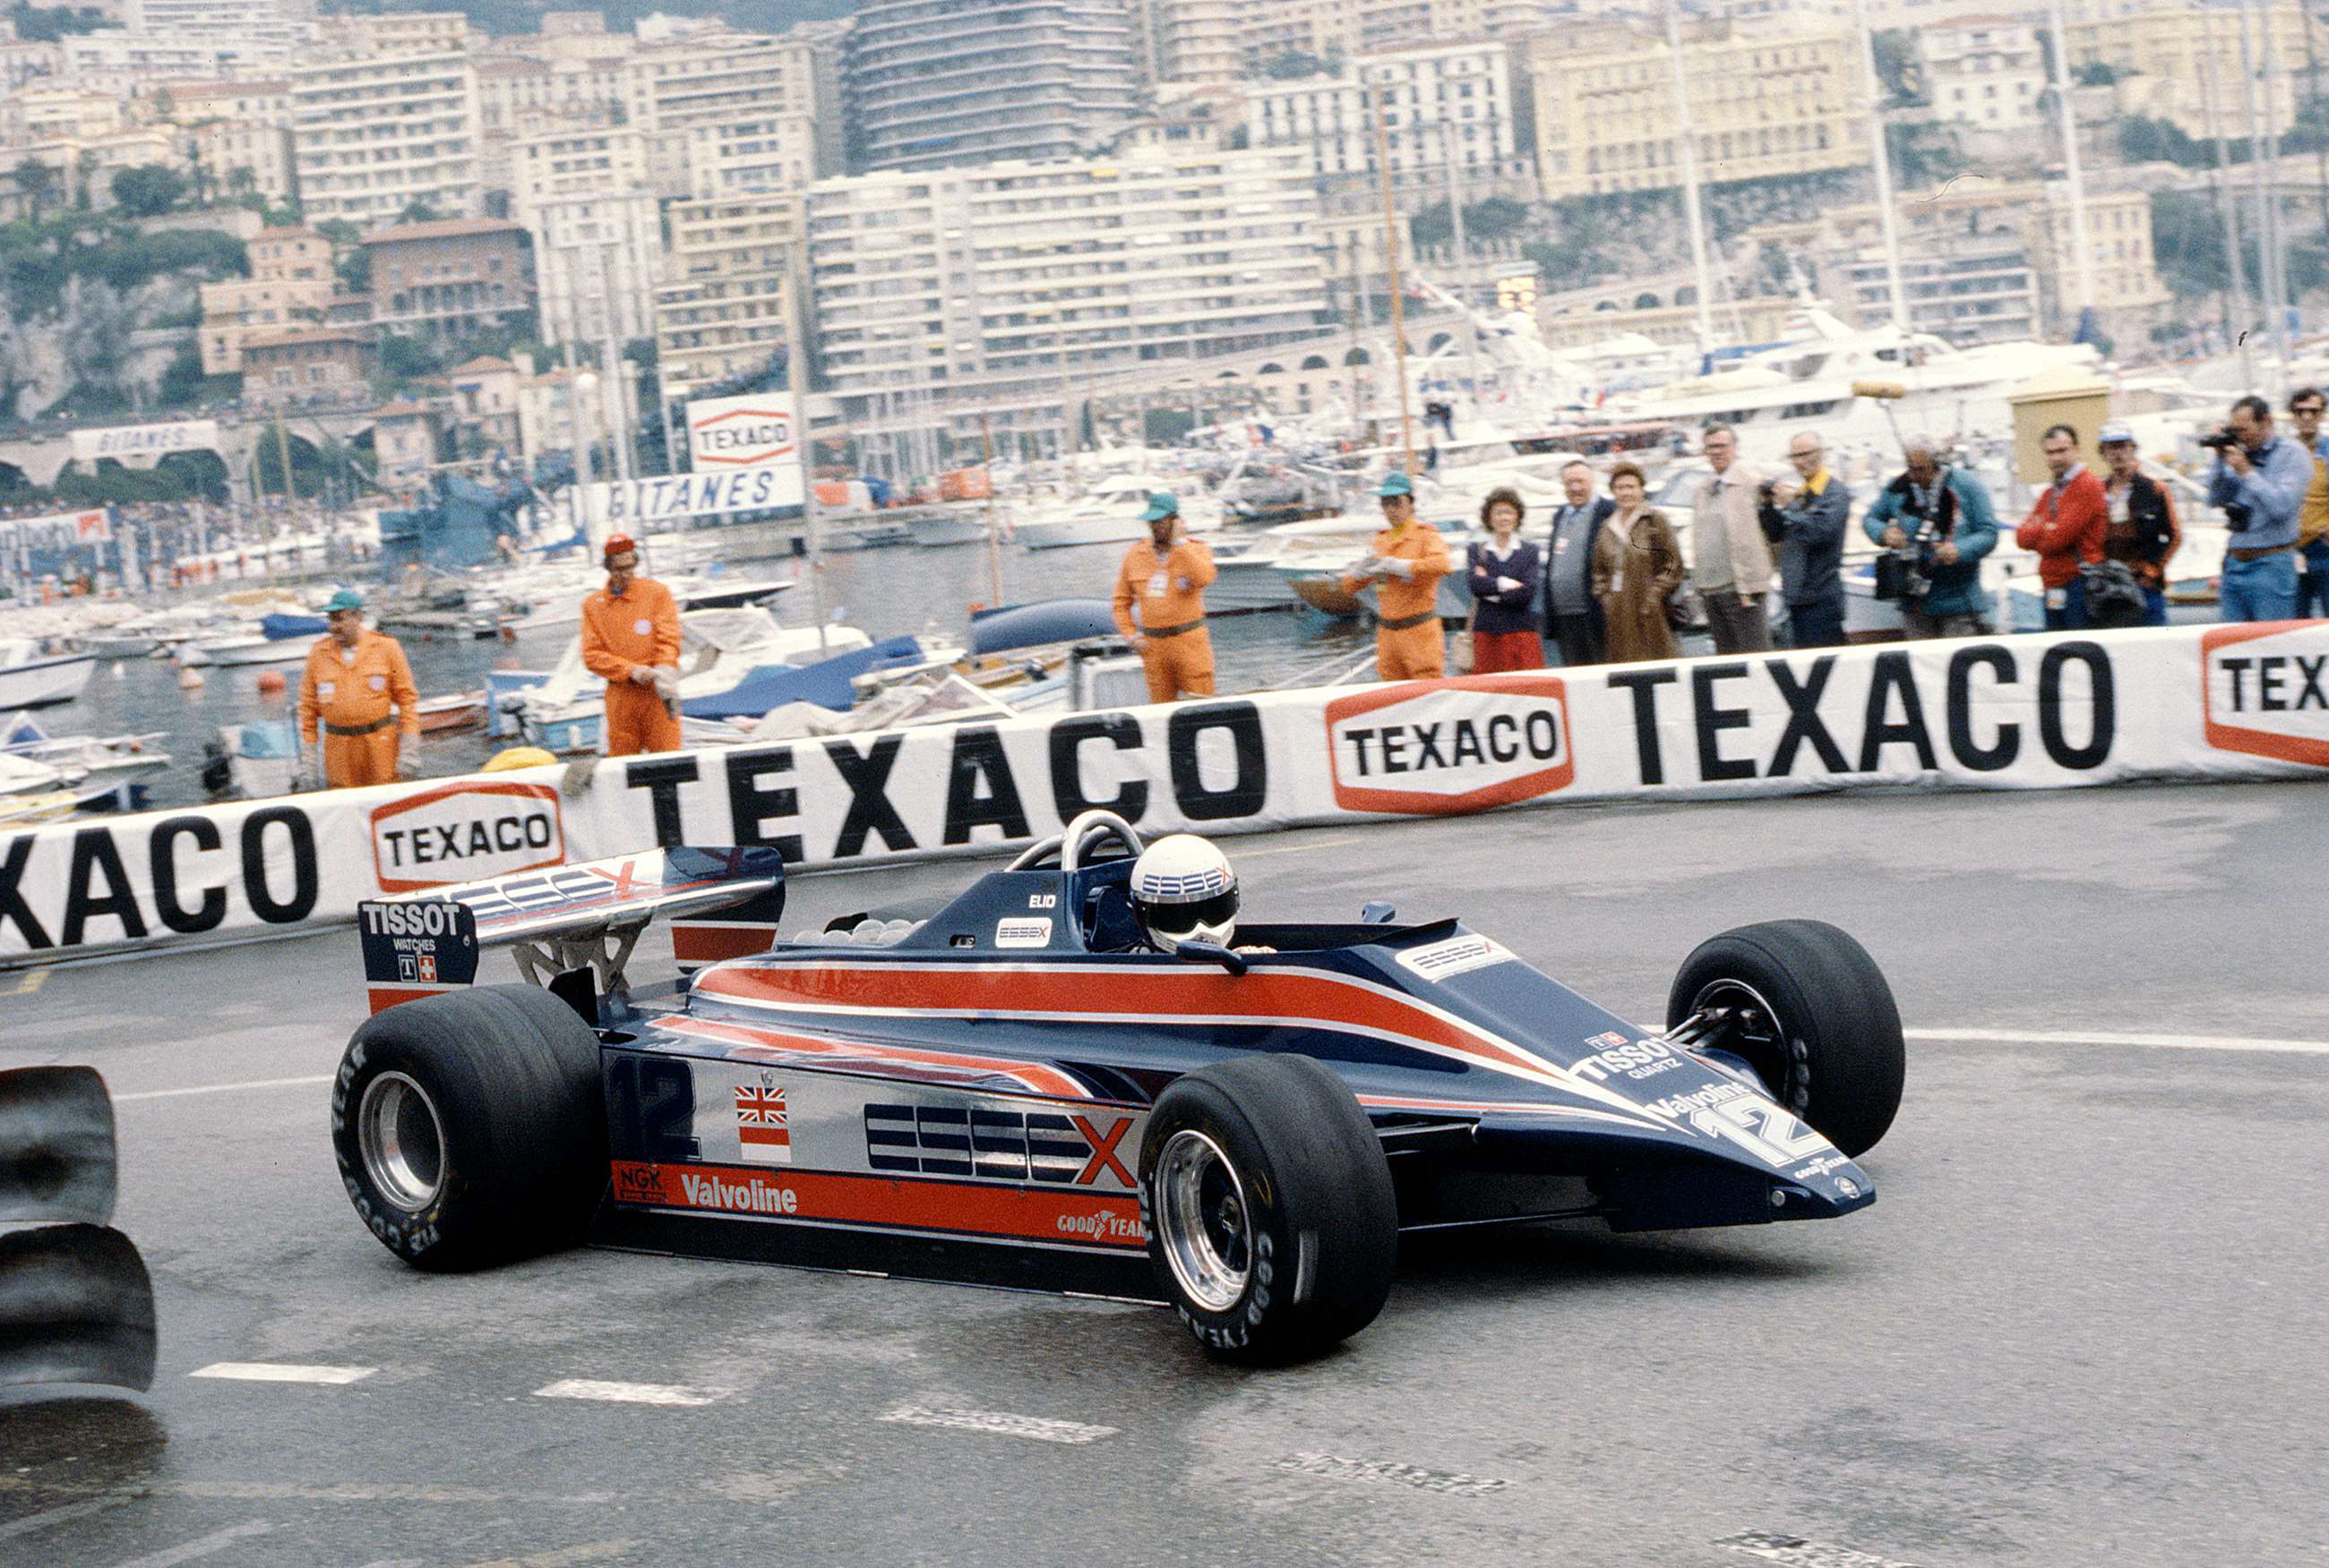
[2068,3,2321,141]
[60,30,292,88]
[847,0,1145,173]
[1244,40,1530,214]
[1532,20,1867,199]
[624,30,833,195]
[687,115,819,199]
[185,116,296,204]
[362,217,533,340]
[653,192,806,408]
[1920,14,2045,133]
[1844,239,2041,345]
[806,146,1324,446]
[241,328,374,409]
[1139,0,1242,87]
[511,125,664,348]
[199,225,335,375]
[162,79,290,126]
[125,0,314,42]
[289,50,480,227]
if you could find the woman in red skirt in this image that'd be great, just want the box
[1465,486,1546,673]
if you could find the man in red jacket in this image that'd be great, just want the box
[2016,422,2107,630]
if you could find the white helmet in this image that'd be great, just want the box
[1129,834,1239,954]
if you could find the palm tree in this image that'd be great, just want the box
[12,159,54,220]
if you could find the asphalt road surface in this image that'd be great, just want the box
[3,780,2324,1567]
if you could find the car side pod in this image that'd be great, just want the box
[0,1067,157,1392]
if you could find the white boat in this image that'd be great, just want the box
[78,628,160,658]
[0,714,170,789]
[0,751,64,793]
[0,637,97,709]
[177,632,314,668]
[1014,475,1222,552]
[904,509,994,548]
[1605,309,2101,462]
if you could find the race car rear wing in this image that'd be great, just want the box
[357,845,786,1016]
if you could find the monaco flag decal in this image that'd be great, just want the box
[735,1082,792,1164]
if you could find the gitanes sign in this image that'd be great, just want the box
[580,470,804,527]
[70,420,219,464]
[687,394,801,474]
[2,624,2323,964]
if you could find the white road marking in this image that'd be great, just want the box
[457,1543,642,1568]
[189,1361,376,1385]
[1715,1529,1924,1568]
[0,1495,136,1539]
[112,1520,272,1567]
[1909,1027,2329,1057]
[879,1404,1116,1444]
[1273,1452,1508,1497]
[532,1378,730,1407]
[1241,835,1362,859]
[115,1075,333,1103]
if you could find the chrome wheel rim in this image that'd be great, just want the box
[357,1071,446,1212]
[1153,1130,1251,1315]
[1689,977,1802,1109]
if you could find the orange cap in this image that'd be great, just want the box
[603,534,637,561]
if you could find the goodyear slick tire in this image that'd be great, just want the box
[1139,1054,1397,1365]
[1666,919,1904,1159]
[331,985,606,1271]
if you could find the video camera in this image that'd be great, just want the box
[2199,430,2240,452]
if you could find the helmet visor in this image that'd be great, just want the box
[1140,887,1239,940]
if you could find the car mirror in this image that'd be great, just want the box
[1361,901,1397,924]
[1173,940,1248,976]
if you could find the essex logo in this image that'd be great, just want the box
[2200,621,2329,768]
[369,781,566,892]
[1323,673,1574,814]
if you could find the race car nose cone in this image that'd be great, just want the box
[1766,1168,1876,1220]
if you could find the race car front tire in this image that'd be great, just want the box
[331,985,606,1271]
[1666,919,1904,1159]
[1139,1054,1397,1364]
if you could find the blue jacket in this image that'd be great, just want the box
[1862,467,1999,619]
[1467,538,1543,636]
[2206,435,2309,549]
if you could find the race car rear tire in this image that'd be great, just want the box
[331,985,606,1271]
[1666,919,1904,1159]
[1139,1054,1397,1364]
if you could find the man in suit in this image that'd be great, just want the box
[1542,460,1613,667]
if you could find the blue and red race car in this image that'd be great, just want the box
[334,811,1904,1361]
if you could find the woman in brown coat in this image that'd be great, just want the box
[1591,462,1683,664]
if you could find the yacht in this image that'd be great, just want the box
[0,636,97,708]
[1012,475,1222,552]
[1606,309,2101,460]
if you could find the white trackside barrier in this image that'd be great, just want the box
[3,621,2323,965]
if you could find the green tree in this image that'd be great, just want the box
[2118,114,2204,167]
[12,159,53,218]
[317,218,370,292]
[398,199,443,224]
[110,164,189,217]
[1871,29,1926,107]
[2148,189,2229,297]
[1265,51,1326,80]
[1885,120,1966,189]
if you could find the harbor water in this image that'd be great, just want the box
[56,531,1376,809]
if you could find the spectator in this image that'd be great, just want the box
[2095,420,2179,627]
[1690,424,1775,653]
[1593,462,1683,664]
[1862,434,2000,638]
[2290,388,2329,618]
[2205,394,2308,621]
[1465,487,1543,673]
[2015,423,2107,630]
[1543,460,1612,667]
[1758,429,1851,648]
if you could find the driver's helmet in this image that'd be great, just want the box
[1129,834,1239,954]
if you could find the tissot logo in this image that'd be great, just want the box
[1323,673,1574,814]
[2200,621,2329,768]
[369,781,566,892]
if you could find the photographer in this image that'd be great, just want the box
[2015,423,2107,630]
[1861,434,2000,638]
[1757,430,1851,647]
[2204,395,2308,621]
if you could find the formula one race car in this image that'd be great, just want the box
[333,811,1904,1362]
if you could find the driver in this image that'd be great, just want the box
[1128,835,1270,955]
